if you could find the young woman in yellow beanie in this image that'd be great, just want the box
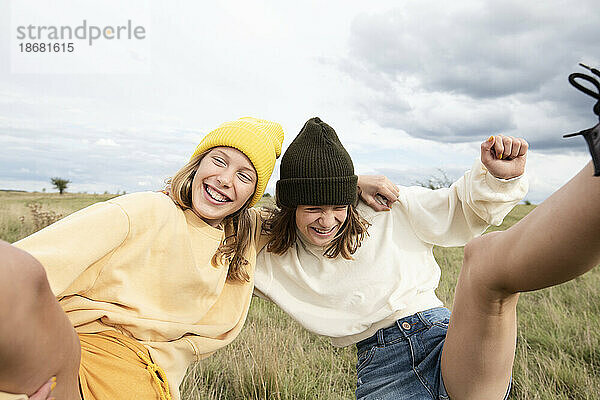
[0,117,284,400]
[255,116,600,399]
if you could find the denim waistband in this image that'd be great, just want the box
[356,307,450,352]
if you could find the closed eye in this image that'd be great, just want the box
[212,156,226,167]
[237,171,254,183]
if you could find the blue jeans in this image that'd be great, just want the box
[355,307,511,400]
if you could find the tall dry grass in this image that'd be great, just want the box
[0,191,116,242]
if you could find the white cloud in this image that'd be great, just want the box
[525,152,591,203]
[95,138,118,147]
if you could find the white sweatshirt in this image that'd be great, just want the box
[254,160,528,347]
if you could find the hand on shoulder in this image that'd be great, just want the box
[357,175,400,211]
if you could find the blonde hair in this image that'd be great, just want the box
[263,204,370,260]
[166,151,253,283]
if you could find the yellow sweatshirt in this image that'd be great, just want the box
[14,192,262,400]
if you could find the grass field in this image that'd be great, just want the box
[1,191,599,399]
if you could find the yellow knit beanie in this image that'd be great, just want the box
[190,117,285,207]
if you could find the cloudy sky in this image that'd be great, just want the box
[1,0,599,203]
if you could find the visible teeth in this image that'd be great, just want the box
[205,185,230,202]
[312,226,335,234]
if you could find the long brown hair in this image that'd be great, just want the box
[166,151,254,283]
[263,204,370,259]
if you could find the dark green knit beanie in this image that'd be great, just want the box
[276,117,357,207]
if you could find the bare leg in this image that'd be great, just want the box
[442,161,600,399]
[0,241,82,400]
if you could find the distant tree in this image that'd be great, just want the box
[263,193,272,198]
[415,168,454,190]
[51,177,71,195]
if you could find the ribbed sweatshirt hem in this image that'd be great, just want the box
[329,290,443,347]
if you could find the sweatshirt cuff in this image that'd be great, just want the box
[478,159,527,193]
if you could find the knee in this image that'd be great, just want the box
[462,232,500,274]
[461,232,516,300]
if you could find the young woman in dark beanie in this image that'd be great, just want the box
[263,118,371,261]
[255,117,600,399]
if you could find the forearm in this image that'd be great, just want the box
[400,159,527,246]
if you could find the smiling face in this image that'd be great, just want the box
[295,205,349,247]
[191,147,257,227]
